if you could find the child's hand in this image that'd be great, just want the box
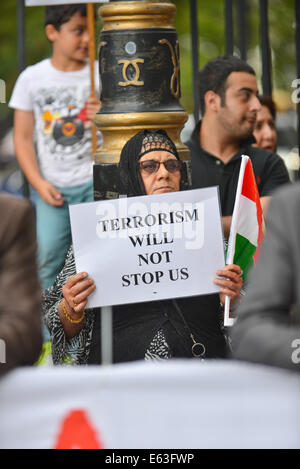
[37,180,64,206]
[86,93,101,121]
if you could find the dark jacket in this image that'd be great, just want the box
[231,182,300,371]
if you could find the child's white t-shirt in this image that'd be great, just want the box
[9,58,101,188]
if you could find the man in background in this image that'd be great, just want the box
[185,55,290,238]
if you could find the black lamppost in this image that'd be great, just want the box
[94,1,189,171]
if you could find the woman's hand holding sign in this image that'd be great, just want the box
[214,264,243,307]
[59,272,96,337]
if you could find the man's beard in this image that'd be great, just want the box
[218,112,256,141]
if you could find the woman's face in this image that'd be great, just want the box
[139,150,181,195]
[253,105,277,152]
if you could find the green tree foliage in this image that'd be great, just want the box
[0,0,296,128]
[173,0,296,112]
[0,3,50,134]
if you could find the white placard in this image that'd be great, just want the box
[69,187,225,308]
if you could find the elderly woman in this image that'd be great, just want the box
[44,130,242,364]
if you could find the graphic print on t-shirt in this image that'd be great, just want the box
[52,108,84,146]
[36,85,93,161]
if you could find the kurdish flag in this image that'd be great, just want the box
[224,155,264,326]
[226,154,264,281]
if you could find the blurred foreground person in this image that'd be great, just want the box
[0,193,42,376]
[253,96,277,153]
[231,182,300,371]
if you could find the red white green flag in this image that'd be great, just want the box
[224,155,265,326]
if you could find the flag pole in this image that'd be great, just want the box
[224,296,235,327]
[101,306,113,365]
[87,2,97,159]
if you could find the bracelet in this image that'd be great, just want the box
[61,298,85,324]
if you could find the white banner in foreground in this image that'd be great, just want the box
[69,187,224,308]
[0,360,300,449]
[26,1,106,5]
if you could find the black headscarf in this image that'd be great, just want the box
[118,129,180,197]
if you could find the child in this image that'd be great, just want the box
[9,4,101,292]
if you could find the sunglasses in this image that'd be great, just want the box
[139,159,182,174]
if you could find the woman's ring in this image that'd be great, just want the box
[73,298,77,306]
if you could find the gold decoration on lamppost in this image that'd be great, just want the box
[118,59,145,87]
[158,39,180,98]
